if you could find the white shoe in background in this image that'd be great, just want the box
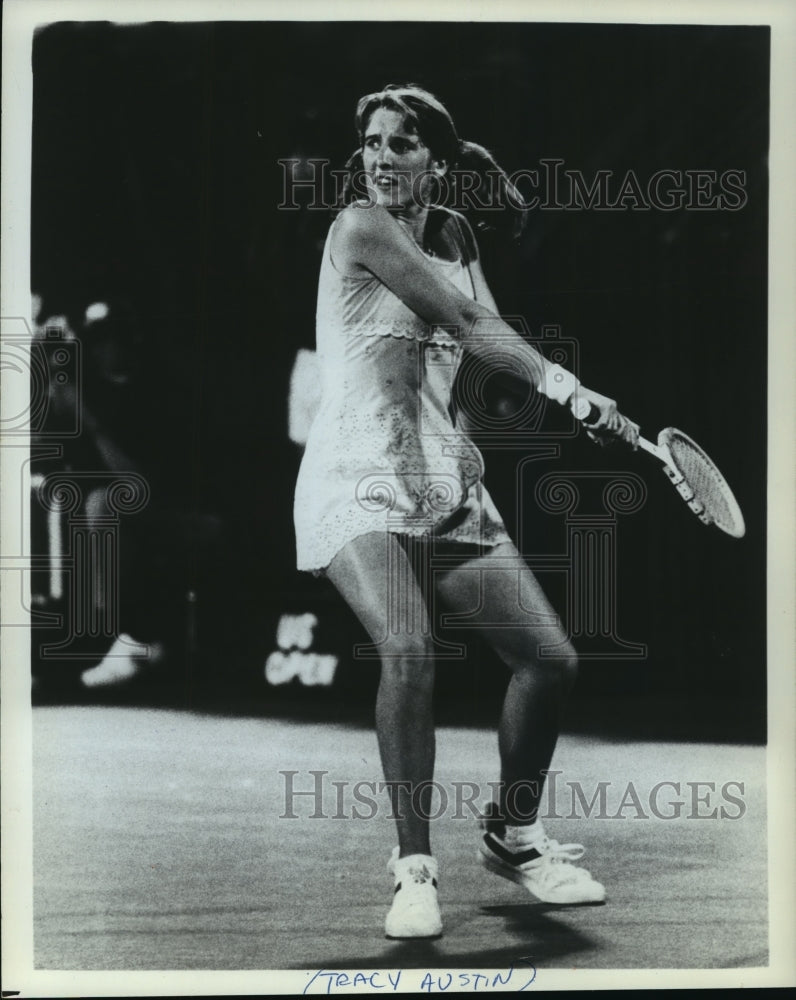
[81,634,160,688]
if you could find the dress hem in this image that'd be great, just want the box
[297,523,512,578]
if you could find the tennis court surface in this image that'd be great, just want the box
[32,705,767,972]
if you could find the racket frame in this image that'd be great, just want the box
[569,396,745,538]
[637,433,713,526]
[639,430,745,537]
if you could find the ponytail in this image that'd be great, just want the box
[448,140,528,239]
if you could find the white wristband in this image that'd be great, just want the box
[539,363,580,406]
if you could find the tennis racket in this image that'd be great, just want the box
[570,397,746,539]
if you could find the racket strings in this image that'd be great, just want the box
[665,431,745,537]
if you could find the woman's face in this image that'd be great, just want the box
[361,107,442,213]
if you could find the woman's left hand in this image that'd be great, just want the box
[577,386,640,449]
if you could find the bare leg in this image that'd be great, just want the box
[436,542,577,823]
[327,532,436,856]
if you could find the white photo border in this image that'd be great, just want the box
[2,0,794,994]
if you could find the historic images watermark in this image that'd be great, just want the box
[279,769,747,822]
[277,158,748,212]
[346,318,649,663]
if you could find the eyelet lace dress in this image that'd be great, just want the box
[294,213,512,574]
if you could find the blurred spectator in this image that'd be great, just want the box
[32,295,224,696]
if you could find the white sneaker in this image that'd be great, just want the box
[81,635,157,688]
[384,848,443,939]
[478,807,606,904]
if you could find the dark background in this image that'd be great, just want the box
[30,21,768,737]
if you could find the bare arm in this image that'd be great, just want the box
[333,203,636,442]
[461,225,635,442]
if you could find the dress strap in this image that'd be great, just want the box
[451,214,477,302]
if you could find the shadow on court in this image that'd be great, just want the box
[304,908,598,970]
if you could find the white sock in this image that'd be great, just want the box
[501,819,546,851]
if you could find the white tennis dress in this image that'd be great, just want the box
[294,209,512,573]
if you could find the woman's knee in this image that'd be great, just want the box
[510,638,578,690]
[554,642,579,690]
[378,634,435,692]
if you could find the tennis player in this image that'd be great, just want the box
[294,84,638,938]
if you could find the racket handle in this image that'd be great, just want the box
[570,396,599,423]
[570,396,653,452]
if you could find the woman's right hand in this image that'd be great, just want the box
[577,386,640,449]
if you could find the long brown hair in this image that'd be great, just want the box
[340,83,528,238]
